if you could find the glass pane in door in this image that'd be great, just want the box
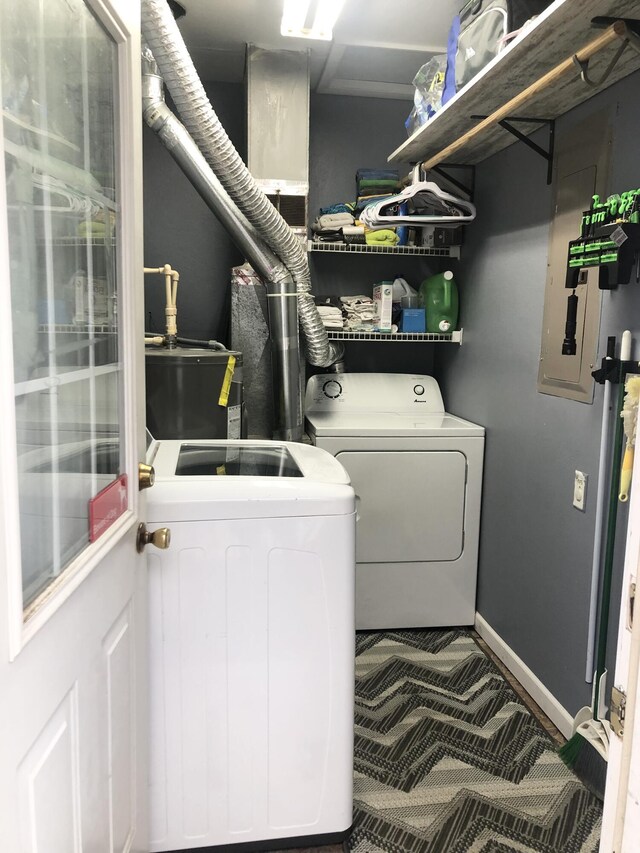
[2,0,123,606]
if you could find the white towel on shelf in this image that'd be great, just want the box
[344,316,374,330]
[314,213,355,230]
[317,305,343,317]
[340,295,373,305]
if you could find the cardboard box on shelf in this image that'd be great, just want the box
[373,282,393,332]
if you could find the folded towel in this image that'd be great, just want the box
[77,221,107,238]
[344,316,375,330]
[317,306,343,317]
[365,229,399,246]
[358,186,401,198]
[356,193,396,203]
[357,179,402,193]
[315,212,355,229]
[356,168,399,183]
[340,295,374,305]
[319,202,356,216]
[354,194,397,214]
[345,310,376,322]
[321,317,345,329]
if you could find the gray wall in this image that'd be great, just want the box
[143,82,245,344]
[437,70,640,715]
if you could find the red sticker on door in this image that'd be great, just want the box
[89,474,128,542]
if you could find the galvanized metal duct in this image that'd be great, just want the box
[140,0,343,369]
[142,50,302,441]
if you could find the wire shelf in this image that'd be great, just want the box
[307,240,460,258]
[52,237,116,246]
[39,324,115,334]
[325,329,462,343]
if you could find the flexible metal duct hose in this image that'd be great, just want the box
[140,0,343,368]
[142,54,302,441]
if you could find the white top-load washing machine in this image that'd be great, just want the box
[145,439,355,852]
[305,373,484,630]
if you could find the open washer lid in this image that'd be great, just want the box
[146,439,354,522]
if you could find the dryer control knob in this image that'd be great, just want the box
[413,384,425,396]
[322,379,343,399]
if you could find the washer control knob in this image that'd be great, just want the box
[413,384,425,396]
[322,379,343,399]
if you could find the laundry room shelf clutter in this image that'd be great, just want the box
[388,0,640,170]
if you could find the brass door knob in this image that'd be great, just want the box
[137,522,171,553]
[138,463,155,491]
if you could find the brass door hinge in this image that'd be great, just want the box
[611,686,627,738]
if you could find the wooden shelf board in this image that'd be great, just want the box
[388,0,640,167]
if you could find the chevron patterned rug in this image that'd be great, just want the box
[348,629,602,853]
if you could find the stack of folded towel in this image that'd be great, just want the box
[311,211,366,245]
[340,294,377,330]
[355,168,402,215]
[316,303,344,330]
[310,170,405,245]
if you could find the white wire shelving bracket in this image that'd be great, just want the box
[325,329,463,343]
[307,240,461,258]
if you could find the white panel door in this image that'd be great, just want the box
[600,426,640,851]
[0,1,148,851]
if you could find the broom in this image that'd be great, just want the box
[618,375,640,503]
[558,367,628,799]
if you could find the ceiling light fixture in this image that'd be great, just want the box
[280,0,347,41]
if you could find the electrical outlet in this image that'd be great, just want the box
[573,470,587,511]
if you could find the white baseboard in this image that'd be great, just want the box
[474,613,574,739]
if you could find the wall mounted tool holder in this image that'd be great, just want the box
[592,336,640,385]
[566,189,640,290]
[562,189,640,356]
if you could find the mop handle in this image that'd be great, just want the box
[585,370,612,683]
[595,379,627,685]
[588,332,631,688]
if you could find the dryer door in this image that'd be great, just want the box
[336,450,466,563]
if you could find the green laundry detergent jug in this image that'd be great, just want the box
[420,270,458,333]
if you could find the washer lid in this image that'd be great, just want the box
[306,411,484,438]
[146,439,355,522]
[175,443,304,477]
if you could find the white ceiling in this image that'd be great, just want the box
[174,0,460,99]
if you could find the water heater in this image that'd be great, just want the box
[145,348,244,439]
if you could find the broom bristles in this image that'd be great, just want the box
[558,731,607,801]
[558,731,584,767]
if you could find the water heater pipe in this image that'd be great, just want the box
[140,0,343,370]
[144,264,179,347]
[142,62,302,441]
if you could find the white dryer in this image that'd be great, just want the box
[145,440,356,852]
[305,373,484,630]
